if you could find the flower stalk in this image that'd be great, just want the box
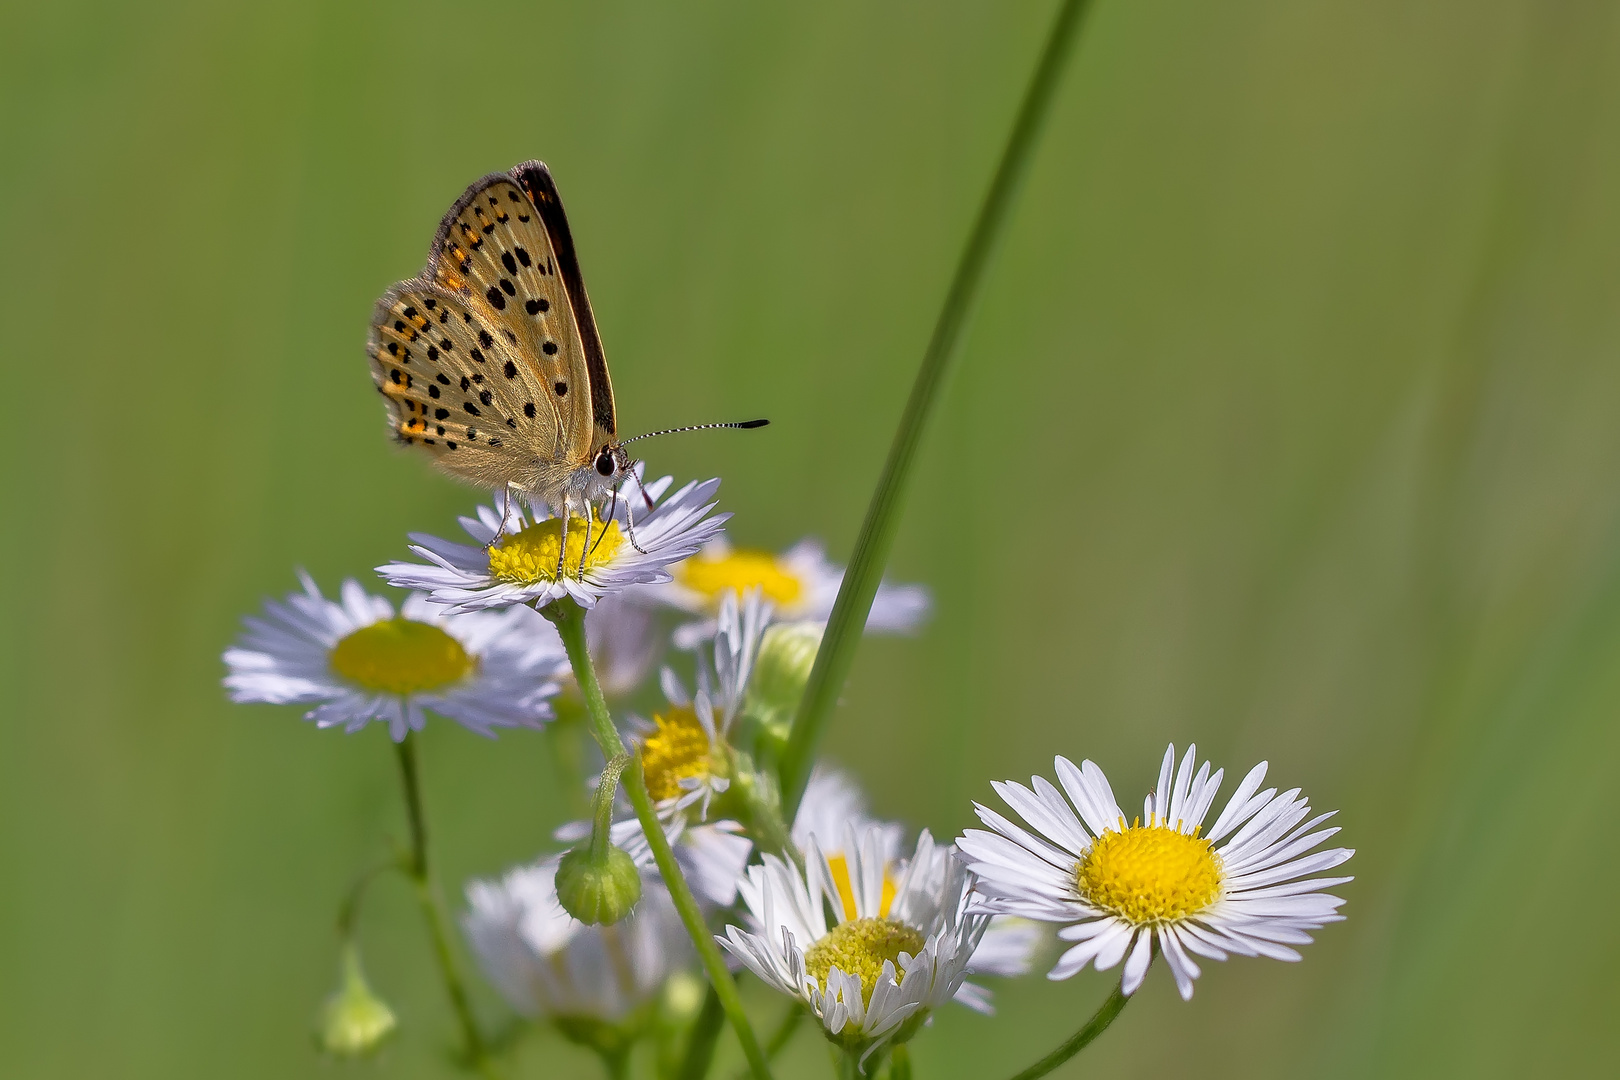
[1002,985,1128,1080]
[779,0,1098,816]
[393,735,502,1079]
[545,598,774,1080]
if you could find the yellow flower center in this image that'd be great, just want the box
[640,706,715,801]
[1075,821,1223,925]
[675,549,804,609]
[487,514,623,584]
[826,854,898,923]
[804,918,925,1005]
[329,618,475,695]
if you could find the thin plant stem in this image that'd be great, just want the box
[1001,985,1128,1080]
[393,735,503,1080]
[778,0,1097,815]
[888,1044,911,1080]
[546,598,774,1080]
[677,986,727,1080]
[731,1004,805,1080]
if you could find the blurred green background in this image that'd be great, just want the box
[4,0,1619,1076]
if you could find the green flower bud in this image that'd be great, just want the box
[316,943,397,1057]
[747,621,824,724]
[555,843,643,925]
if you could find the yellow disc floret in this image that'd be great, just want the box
[675,549,804,609]
[487,514,623,584]
[329,618,475,695]
[804,918,926,1005]
[1076,821,1223,925]
[640,706,716,801]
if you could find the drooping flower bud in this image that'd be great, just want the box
[316,943,397,1057]
[555,842,643,925]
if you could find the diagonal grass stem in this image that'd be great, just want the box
[778,0,1097,814]
[546,598,773,1080]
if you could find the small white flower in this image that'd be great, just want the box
[635,589,771,820]
[377,473,728,614]
[558,591,771,906]
[793,766,1038,1014]
[223,573,562,741]
[720,824,988,1064]
[648,537,929,647]
[462,855,690,1023]
[957,744,1353,1000]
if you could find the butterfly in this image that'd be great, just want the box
[366,161,764,572]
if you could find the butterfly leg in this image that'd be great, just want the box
[555,502,571,582]
[578,505,594,581]
[623,489,651,556]
[487,485,515,549]
[588,487,620,560]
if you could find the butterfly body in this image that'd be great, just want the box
[367,162,631,524]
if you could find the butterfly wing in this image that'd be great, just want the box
[367,283,569,487]
[427,163,614,454]
[509,162,617,446]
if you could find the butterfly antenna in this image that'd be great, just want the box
[616,418,769,446]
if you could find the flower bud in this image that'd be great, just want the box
[555,843,643,925]
[746,621,824,724]
[316,943,397,1057]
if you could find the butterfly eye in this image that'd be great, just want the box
[595,450,616,477]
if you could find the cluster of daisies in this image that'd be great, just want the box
[224,473,1353,1074]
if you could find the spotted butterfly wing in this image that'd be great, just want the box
[367,161,615,499]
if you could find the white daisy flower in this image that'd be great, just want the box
[462,855,690,1025]
[649,537,929,647]
[377,473,728,614]
[719,824,988,1065]
[635,589,771,820]
[223,573,562,741]
[957,743,1354,1000]
[793,765,1038,1014]
[557,591,771,906]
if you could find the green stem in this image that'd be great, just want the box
[335,856,398,939]
[888,1044,911,1080]
[778,0,1097,815]
[730,1003,805,1080]
[393,735,502,1080]
[677,987,727,1080]
[547,598,774,1080]
[590,752,633,860]
[1001,985,1128,1080]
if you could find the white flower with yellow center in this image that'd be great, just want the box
[720,825,988,1064]
[462,855,690,1025]
[377,473,727,614]
[957,744,1353,1000]
[651,537,929,646]
[223,574,562,741]
[794,766,1039,1014]
[558,590,769,906]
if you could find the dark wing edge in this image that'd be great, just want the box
[510,160,617,438]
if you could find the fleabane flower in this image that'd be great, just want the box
[650,537,929,646]
[563,591,770,905]
[793,766,1039,1014]
[462,855,690,1030]
[957,744,1353,1000]
[637,589,771,820]
[223,573,562,741]
[377,473,727,614]
[720,824,988,1064]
